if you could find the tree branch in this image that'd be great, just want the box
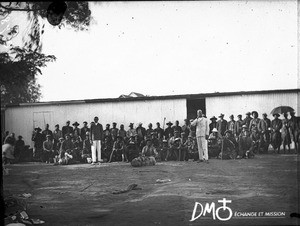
[0,4,41,12]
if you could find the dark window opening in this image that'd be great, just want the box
[186,98,206,120]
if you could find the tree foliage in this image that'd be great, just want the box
[0,2,92,104]
[0,47,56,104]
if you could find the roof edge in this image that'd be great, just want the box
[3,88,300,108]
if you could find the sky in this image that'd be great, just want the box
[1,1,298,101]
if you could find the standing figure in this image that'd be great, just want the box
[62,121,73,138]
[217,113,227,136]
[90,116,103,164]
[53,124,62,154]
[181,119,191,139]
[82,132,92,163]
[103,124,112,142]
[234,114,243,140]
[110,122,119,142]
[172,120,182,134]
[257,113,271,153]
[227,115,235,134]
[191,110,210,163]
[242,112,253,129]
[249,111,260,131]
[80,121,90,141]
[288,111,298,153]
[32,127,44,161]
[126,123,137,139]
[281,113,291,153]
[146,123,154,137]
[271,113,282,153]
[136,122,146,146]
[42,124,53,141]
[14,135,25,162]
[72,122,81,139]
[154,122,165,140]
[164,121,174,140]
[209,116,218,134]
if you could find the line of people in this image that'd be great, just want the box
[2,110,299,165]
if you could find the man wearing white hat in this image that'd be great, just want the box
[191,110,210,163]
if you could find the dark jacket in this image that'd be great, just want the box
[90,123,103,141]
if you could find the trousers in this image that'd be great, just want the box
[91,140,102,162]
[196,136,208,160]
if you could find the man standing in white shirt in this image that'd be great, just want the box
[191,110,210,163]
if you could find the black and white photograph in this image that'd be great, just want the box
[1,1,299,225]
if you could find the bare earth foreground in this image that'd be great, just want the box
[3,154,300,226]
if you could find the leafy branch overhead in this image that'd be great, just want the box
[0,2,92,105]
[0,48,56,104]
[0,2,92,51]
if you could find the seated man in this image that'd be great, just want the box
[102,136,113,162]
[219,130,236,160]
[81,132,92,163]
[166,131,181,161]
[185,135,198,161]
[109,136,125,162]
[250,127,260,154]
[43,134,54,163]
[56,134,75,165]
[237,125,253,159]
[208,128,222,158]
[141,139,158,159]
[126,136,140,162]
[72,136,82,161]
[156,139,168,161]
[180,132,188,161]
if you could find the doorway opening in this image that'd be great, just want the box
[186,98,206,120]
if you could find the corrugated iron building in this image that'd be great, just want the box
[2,89,299,148]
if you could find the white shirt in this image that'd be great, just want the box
[191,117,209,137]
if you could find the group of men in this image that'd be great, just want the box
[3,109,299,165]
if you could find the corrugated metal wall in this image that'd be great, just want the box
[206,92,298,120]
[4,98,187,147]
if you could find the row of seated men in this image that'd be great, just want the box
[37,122,266,165]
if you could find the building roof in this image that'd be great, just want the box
[3,88,299,108]
[119,92,145,98]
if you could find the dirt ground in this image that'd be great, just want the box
[3,154,299,226]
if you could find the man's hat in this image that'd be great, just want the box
[34,127,42,132]
[113,122,117,125]
[218,113,224,118]
[181,132,185,135]
[83,121,87,124]
[138,122,143,126]
[237,114,242,117]
[166,121,173,126]
[163,139,168,143]
[242,125,248,129]
[212,128,218,133]
[229,115,234,118]
[55,124,59,127]
[148,123,152,127]
[18,135,23,139]
[246,112,251,115]
[59,137,64,141]
[252,111,258,116]
[262,113,267,116]
[273,113,280,117]
[129,123,134,127]
[210,116,217,121]
[46,134,51,137]
[156,122,160,125]
[175,137,181,142]
[66,120,70,123]
[72,121,79,126]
